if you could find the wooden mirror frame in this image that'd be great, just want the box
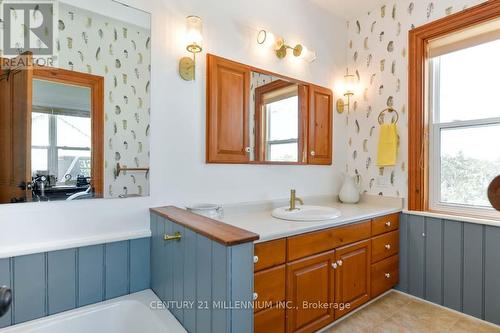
[206,54,333,166]
[33,67,105,198]
[408,1,500,211]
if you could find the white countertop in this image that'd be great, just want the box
[219,195,403,243]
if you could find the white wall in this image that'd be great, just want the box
[0,0,348,256]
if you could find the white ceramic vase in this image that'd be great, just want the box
[339,175,360,204]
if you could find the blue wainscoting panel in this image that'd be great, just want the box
[151,213,254,333]
[47,249,77,315]
[485,226,500,325]
[0,258,12,328]
[424,218,443,305]
[130,238,151,293]
[78,244,104,306]
[400,213,500,326]
[105,241,129,299]
[0,237,150,329]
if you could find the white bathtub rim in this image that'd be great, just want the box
[0,289,186,333]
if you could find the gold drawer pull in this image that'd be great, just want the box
[385,221,391,227]
[385,244,391,250]
[164,232,182,241]
[384,273,391,279]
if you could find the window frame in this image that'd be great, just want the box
[408,0,500,218]
[31,109,92,184]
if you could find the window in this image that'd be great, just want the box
[427,31,500,217]
[265,95,299,162]
[31,109,91,185]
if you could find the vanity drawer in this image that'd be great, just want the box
[254,306,285,333]
[287,221,371,261]
[254,239,286,272]
[254,265,286,313]
[371,230,399,263]
[371,254,399,298]
[372,213,399,236]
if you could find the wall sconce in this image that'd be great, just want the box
[336,71,356,113]
[257,29,316,63]
[179,15,203,81]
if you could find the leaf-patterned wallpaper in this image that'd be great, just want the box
[56,3,151,198]
[344,0,486,198]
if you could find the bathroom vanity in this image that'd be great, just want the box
[150,196,402,333]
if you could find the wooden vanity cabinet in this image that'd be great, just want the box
[253,213,400,333]
[308,85,333,165]
[334,240,371,319]
[206,55,251,163]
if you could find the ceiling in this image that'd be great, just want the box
[309,0,385,20]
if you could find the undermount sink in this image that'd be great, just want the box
[272,205,342,222]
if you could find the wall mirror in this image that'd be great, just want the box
[207,54,333,166]
[0,1,151,204]
[250,72,305,163]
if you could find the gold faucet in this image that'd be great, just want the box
[289,189,304,211]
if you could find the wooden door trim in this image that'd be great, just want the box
[408,1,500,211]
[33,67,104,197]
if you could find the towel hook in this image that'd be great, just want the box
[378,107,399,125]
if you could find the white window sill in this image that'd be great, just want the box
[403,209,500,227]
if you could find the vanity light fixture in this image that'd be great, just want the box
[336,71,356,113]
[179,15,203,81]
[257,29,316,63]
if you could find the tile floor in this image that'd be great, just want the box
[323,291,500,333]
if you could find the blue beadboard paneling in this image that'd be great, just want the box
[485,226,500,325]
[424,218,443,304]
[47,249,77,314]
[0,258,12,328]
[196,234,213,330]
[130,238,151,293]
[462,223,484,319]
[105,241,129,299]
[13,253,46,324]
[443,220,463,312]
[401,213,500,326]
[407,215,425,298]
[78,245,105,306]
[150,212,254,333]
[182,228,198,333]
[0,238,150,329]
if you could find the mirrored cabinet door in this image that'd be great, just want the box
[206,54,332,165]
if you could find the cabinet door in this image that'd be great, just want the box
[206,54,250,163]
[308,85,333,165]
[334,239,371,319]
[286,250,335,333]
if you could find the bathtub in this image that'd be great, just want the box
[0,290,186,333]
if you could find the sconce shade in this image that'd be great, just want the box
[344,74,356,96]
[298,45,317,63]
[186,15,203,53]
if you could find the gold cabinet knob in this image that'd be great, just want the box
[385,221,391,227]
[385,244,391,250]
[337,260,343,266]
[385,273,391,279]
[164,231,182,241]
[310,151,316,156]
[253,255,259,264]
[253,292,258,300]
[245,147,251,153]
[331,262,338,269]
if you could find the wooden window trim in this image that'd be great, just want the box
[408,0,500,211]
[33,67,105,198]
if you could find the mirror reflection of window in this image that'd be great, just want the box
[254,79,300,163]
[31,79,92,200]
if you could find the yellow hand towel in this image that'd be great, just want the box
[377,123,398,166]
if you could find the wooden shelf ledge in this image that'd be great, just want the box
[150,206,259,246]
